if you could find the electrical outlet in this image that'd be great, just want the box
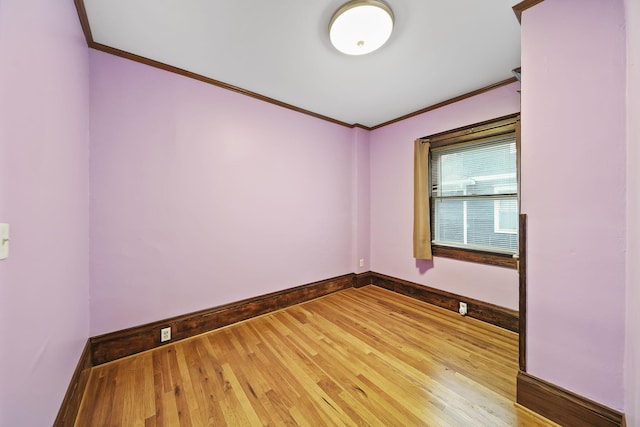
[458,302,468,316]
[161,327,171,342]
[0,223,9,260]
[359,258,365,267]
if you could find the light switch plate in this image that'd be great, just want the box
[0,223,8,260]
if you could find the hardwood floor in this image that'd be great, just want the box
[75,286,557,426]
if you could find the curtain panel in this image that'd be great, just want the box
[413,139,432,259]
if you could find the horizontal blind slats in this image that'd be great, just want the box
[431,133,518,254]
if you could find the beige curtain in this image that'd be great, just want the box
[413,139,432,259]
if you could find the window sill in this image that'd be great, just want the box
[432,245,517,269]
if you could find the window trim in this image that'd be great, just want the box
[432,245,518,269]
[428,114,520,149]
[421,113,521,269]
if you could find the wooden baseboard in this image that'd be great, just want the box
[89,271,516,365]
[369,272,519,332]
[517,371,625,427]
[53,340,93,427]
[353,271,373,288]
[90,273,355,365]
[57,271,627,427]
[58,271,521,424]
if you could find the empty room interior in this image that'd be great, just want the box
[1,0,639,426]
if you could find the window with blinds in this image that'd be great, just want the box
[429,117,519,255]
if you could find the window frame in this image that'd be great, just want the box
[424,113,521,269]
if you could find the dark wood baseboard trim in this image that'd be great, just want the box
[57,272,627,427]
[58,271,523,424]
[90,274,355,365]
[369,272,519,332]
[353,271,373,288]
[517,371,625,427]
[53,340,93,427]
[88,271,518,366]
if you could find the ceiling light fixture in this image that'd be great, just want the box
[329,0,394,56]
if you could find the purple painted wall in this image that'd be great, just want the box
[0,0,90,425]
[0,0,633,423]
[351,127,371,274]
[89,51,356,335]
[521,0,626,410]
[368,83,521,309]
[625,0,640,424]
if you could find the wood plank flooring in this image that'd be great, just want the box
[75,286,557,426]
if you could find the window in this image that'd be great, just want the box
[493,184,518,234]
[423,114,520,266]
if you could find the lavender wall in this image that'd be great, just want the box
[0,0,632,424]
[368,83,521,309]
[625,0,640,423]
[351,127,371,273]
[0,0,90,425]
[89,51,356,335]
[521,0,626,410]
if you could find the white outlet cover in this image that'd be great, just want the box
[0,224,8,260]
[161,327,171,342]
[459,302,468,316]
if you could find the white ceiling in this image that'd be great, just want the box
[82,0,522,128]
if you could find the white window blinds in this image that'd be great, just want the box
[431,135,518,254]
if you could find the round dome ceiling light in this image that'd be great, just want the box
[329,0,394,56]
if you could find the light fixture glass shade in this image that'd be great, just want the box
[329,0,394,56]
